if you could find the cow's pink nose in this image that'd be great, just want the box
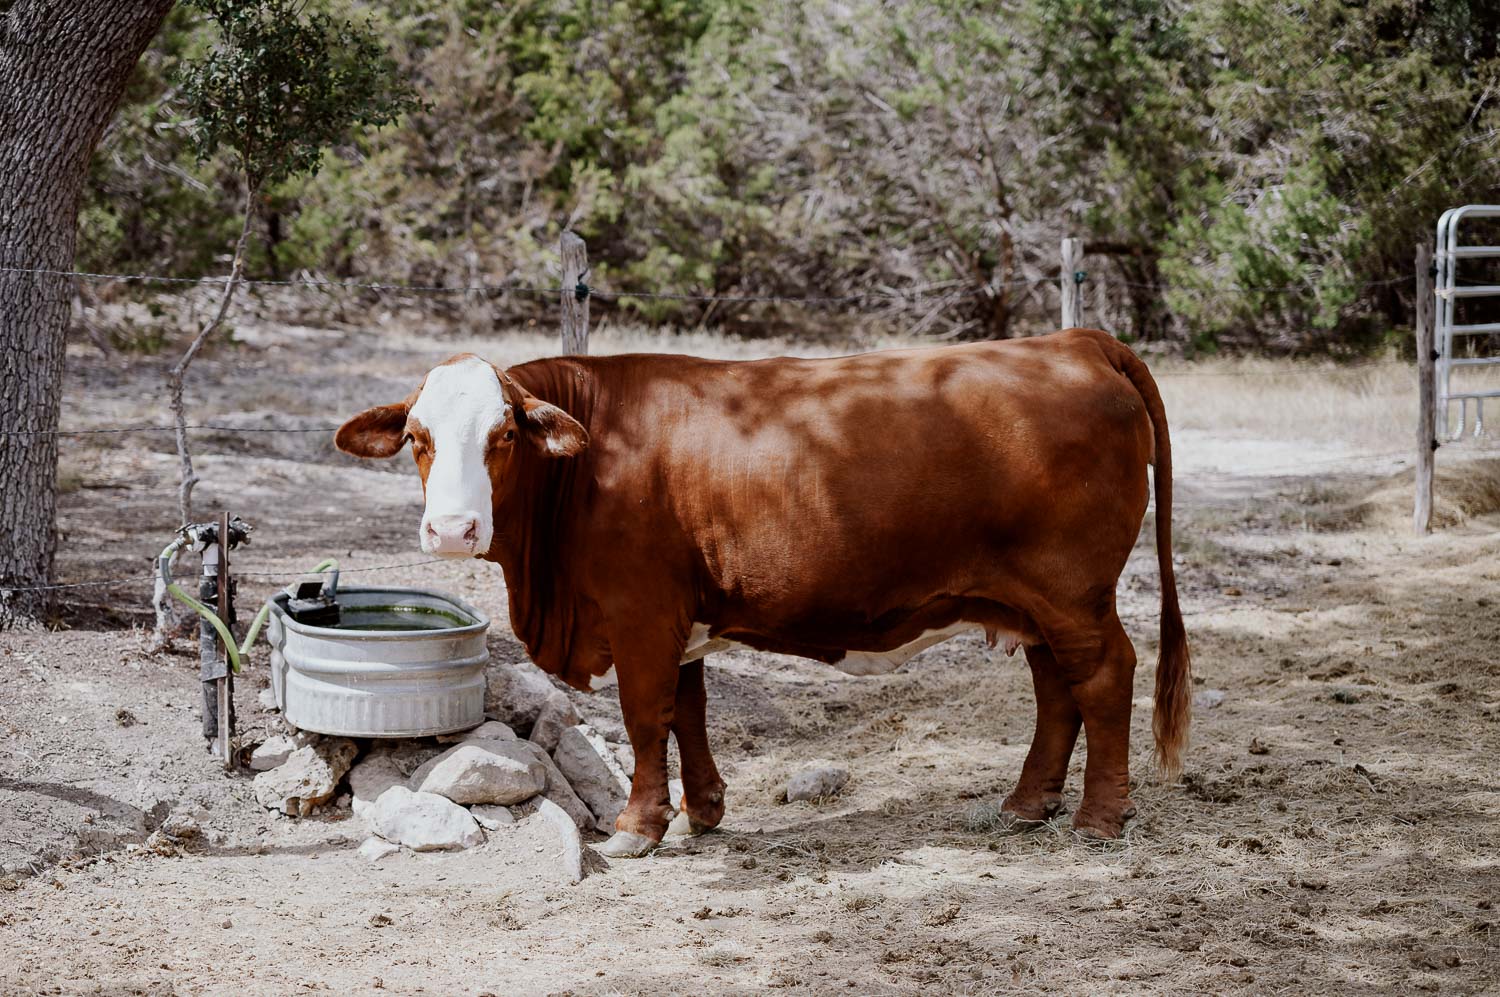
[423,514,481,554]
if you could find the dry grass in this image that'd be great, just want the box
[1153,354,1500,455]
[1152,357,1416,450]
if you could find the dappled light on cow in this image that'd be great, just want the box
[334,330,1191,859]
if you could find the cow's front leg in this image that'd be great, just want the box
[599,643,680,859]
[671,660,725,834]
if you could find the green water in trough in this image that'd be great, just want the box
[331,604,475,631]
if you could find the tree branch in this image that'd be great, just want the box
[168,181,256,528]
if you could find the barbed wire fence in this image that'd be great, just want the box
[0,233,1446,599]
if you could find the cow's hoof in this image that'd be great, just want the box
[598,830,659,858]
[998,791,1063,825]
[1071,824,1124,843]
[1071,802,1134,841]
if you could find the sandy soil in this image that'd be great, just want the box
[2,312,1498,995]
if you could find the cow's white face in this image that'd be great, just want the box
[335,354,588,559]
[408,357,508,557]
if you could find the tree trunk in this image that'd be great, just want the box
[0,1,174,616]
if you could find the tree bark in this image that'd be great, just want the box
[0,1,174,615]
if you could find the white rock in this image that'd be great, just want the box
[529,798,605,884]
[438,721,516,745]
[470,805,515,830]
[248,734,297,772]
[610,740,636,779]
[669,778,683,810]
[440,720,517,745]
[257,687,278,712]
[408,741,546,806]
[553,724,632,827]
[484,661,562,736]
[583,712,629,744]
[786,766,849,803]
[253,738,358,817]
[515,740,595,831]
[1194,688,1227,709]
[529,693,582,753]
[349,753,407,818]
[357,836,400,863]
[366,786,484,852]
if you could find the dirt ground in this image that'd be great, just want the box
[2,308,1498,995]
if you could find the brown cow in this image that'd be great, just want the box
[336,328,1191,857]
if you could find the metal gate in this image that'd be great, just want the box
[1434,205,1500,438]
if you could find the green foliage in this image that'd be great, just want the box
[1155,0,1499,349]
[82,0,1500,350]
[177,0,418,191]
[77,7,230,276]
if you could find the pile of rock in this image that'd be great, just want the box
[249,661,636,883]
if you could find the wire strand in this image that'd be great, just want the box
[0,264,1028,303]
[236,558,449,578]
[1,557,453,594]
[0,262,1420,300]
[0,574,154,592]
[0,423,338,437]
[0,265,563,296]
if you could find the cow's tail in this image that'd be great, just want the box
[1105,334,1192,782]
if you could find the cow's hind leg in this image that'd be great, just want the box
[670,660,726,834]
[599,641,681,859]
[1001,642,1082,826]
[1053,616,1139,839]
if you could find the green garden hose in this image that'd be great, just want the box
[158,539,336,673]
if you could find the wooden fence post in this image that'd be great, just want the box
[560,230,589,356]
[1094,271,1109,334]
[216,509,235,770]
[1414,242,1436,534]
[1060,237,1083,329]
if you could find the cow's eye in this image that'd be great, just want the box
[503,429,516,443]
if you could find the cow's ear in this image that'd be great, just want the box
[335,403,409,458]
[519,395,588,457]
[498,369,589,458]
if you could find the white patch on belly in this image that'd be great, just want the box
[589,666,617,690]
[832,623,1019,676]
[679,622,746,665]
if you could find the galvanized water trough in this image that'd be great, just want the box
[266,586,489,738]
